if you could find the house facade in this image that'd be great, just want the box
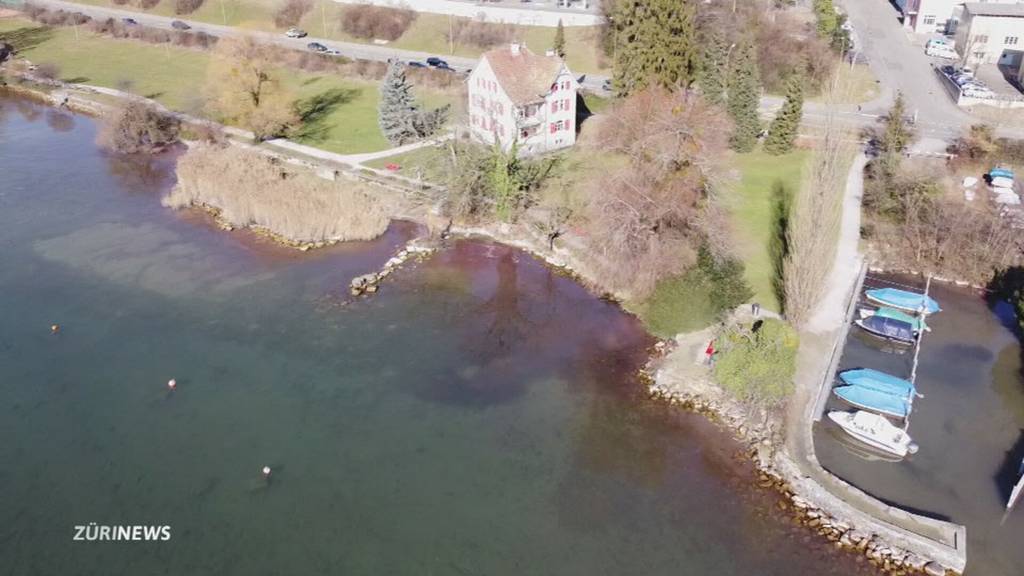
[899,0,1022,34]
[467,43,577,155]
[954,3,1024,65]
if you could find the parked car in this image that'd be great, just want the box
[406,61,427,68]
[426,56,448,68]
[435,63,455,72]
[307,42,328,53]
[286,28,307,38]
[171,20,190,30]
[324,48,342,56]
[926,44,958,59]
[122,17,138,25]
[940,64,956,76]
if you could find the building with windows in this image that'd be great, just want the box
[466,43,577,155]
[954,2,1024,66]
[898,0,1023,34]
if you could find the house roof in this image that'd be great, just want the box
[964,3,1024,18]
[482,44,567,106]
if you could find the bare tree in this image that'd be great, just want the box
[205,36,299,140]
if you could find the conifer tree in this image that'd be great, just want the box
[878,91,913,174]
[553,19,566,58]
[378,61,450,145]
[612,0,698,96]
[727,39,761,153]
[698,30,729,106]
[764,70,804,155]
[379,61,419,145]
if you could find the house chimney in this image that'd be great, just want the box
[510,42,521,55]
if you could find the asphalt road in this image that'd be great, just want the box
[28,0,612,92]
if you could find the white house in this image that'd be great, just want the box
[466,43,578,155]
[898,0,1023,34]
[954,2,1024,66]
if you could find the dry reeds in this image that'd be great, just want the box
[164,144,390,244]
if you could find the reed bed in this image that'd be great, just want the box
[164,144,390,244]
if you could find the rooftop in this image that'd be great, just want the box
[964,2,1024,18]
[482,43,567,106]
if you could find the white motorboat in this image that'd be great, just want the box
[827,410,919,458]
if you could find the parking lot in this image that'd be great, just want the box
[814,275,1024,576]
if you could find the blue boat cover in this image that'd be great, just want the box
[833,386,909,418]
[865,288,941,314]
[857,316,916,342]
[839,368,915,397]
[990,168,1015,179]
[874,307,927,331]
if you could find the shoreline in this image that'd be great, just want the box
[0,85,961,575]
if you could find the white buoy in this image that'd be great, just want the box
[262,466,271,477]
[167,379,177,390]
[51,324,60,334]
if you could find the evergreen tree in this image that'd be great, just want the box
[877,91,914,174]
[612,0,698,97]
[698,30,729,106]
[813,0,838,40]
[727,39,761,153]
[553,19,566,58]
[764,70,804,155]
[378,61,419,145]
[378,61,451,145]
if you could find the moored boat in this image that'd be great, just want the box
[833,385,910,419]
[858,306,929,332]
[865,288,940,315]
[827,410,919,457]
[838,368,916,398]
[854,315,917,344]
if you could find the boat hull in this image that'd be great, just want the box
[838,368,916,397]
[833,385,909,419]
[854,317,916,345]
[827,410,916,457]
[865,288,940,315]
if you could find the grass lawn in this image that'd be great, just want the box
[810,63,879,106]
[723,148,810,313]
[0,18,454,154]
[66,0,608,74]
[632,270,718,338]
[364,144,448,180]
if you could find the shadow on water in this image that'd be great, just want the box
[995,430,1024,502]
[45,109,74,133]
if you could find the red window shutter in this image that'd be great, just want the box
[550,123,556,134]
[551,101,557,113]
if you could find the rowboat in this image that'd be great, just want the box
[865,288,940,315]
[858,306,929,332]
[828,410,918,457]
[854,315,917,344]
[838,368,916,398]
[833,385,910,419]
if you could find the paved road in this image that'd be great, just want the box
[28,0,612,91]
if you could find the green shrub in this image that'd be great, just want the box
[713,318,798,405]
[638,245,752,337]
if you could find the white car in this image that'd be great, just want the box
[925,38,957,59]
[285,28,307,38]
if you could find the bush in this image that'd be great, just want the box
[138,0,161,10]
[713,318,798,405]
[640,245,752,337]
[174,0,204,14]
[446,18,514,48]
[274,0,312,28]
[112,0,130,5]
[341,5,416,41]
[445,141,556,222]
[35,62,60,80]
[98,101,181,154]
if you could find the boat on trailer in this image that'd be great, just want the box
[838,368,916,398]
[828,410,918,457]
[854,315,918,344]
[865,288,941,315]
[833,385,910,419]
[858,306,929,332]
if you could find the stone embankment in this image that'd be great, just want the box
[349,239,437,297]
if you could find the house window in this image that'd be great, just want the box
[922,15,935,26]
[550,122,557,134]
[551,101,557,113]
[563,98,570,110]
[1007,36,1019,46]
[975,35,989,44]
[551,82,558,92]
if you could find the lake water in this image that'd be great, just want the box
[0,96,875,575]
